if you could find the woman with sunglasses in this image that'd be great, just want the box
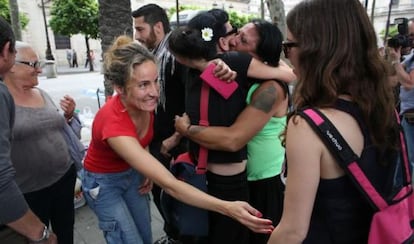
[268,0,399,243]
[174,19,292,244]
[168,10,297,243]
[3,41,79,244]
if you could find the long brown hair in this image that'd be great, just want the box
[286,0,398,159]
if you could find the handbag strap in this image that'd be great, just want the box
[196,82,210,174]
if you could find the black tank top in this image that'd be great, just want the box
[303,99,378,244]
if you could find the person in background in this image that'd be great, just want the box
[174,19,291,244]
[0,17,57,244]
[3,41,78,244]
[169,10,296,244]
[132,6,237,243]
[72,49,78,68]
[66,49,73,68]
[81,35,273,244]
[268,0,399,243]
[132,5,188,243]
[84,50,94,69]
[388,19,414,176]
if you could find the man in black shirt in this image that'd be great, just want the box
[132,4,187,243]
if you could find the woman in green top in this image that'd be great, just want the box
[174,20,293,244]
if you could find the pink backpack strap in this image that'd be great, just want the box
[196,82,210,174]
[299,108,394,210]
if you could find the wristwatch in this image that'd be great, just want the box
[30,225,50,243]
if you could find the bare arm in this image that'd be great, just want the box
[247,58,296,83]
[268,110,364,243]
[388,47,414,89]
[268,117,322,244]
[394,63,414,89]
[175,80,287,151]
[107,136,274,233]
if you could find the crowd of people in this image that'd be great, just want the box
[0,0,413,243]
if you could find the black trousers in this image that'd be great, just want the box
[248,175,285,244]
[24,164,76,244]
[207,170,250,244]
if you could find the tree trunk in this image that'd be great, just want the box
[85,36,94,72]
[266,0,286,39]
[8,0,22,40]
[98,0,133,98]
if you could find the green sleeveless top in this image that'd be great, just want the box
[246,83,286,181]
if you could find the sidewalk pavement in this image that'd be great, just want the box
[40,64,102,77]
[74,195,165,244]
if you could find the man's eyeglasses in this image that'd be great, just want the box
[282,41,299,58]
[15,60,44,69]
[224,27,238,37]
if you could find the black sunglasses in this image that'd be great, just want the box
[15,60,44,69]
[224,27,238,37]
[282,41,299,58]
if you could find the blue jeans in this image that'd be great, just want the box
[401,117,414,184]
[82,168,152,244]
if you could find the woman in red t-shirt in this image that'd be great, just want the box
[81,35,273,244]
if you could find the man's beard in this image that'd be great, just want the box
[146,29,158,50]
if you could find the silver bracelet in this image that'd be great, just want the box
[29,225,50,243]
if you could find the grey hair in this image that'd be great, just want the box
[14,41,34,60]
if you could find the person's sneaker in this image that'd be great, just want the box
[153,235,181,244]
[74,191,86,209]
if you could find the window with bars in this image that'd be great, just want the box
[54,35,71,49]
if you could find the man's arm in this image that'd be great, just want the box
[389,47,414,89]
[394,62,414,89]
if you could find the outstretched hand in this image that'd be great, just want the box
[225,201,274,234]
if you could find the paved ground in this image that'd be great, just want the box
[38,67,166,244]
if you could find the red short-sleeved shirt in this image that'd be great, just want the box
[84,95,154,173]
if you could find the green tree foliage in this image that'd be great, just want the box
[228,11,256,29]
[49,0,99,39]
[0,0,28,29]
[167,5,200,18]
[379,25,398,41]
[50,0,99,71]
